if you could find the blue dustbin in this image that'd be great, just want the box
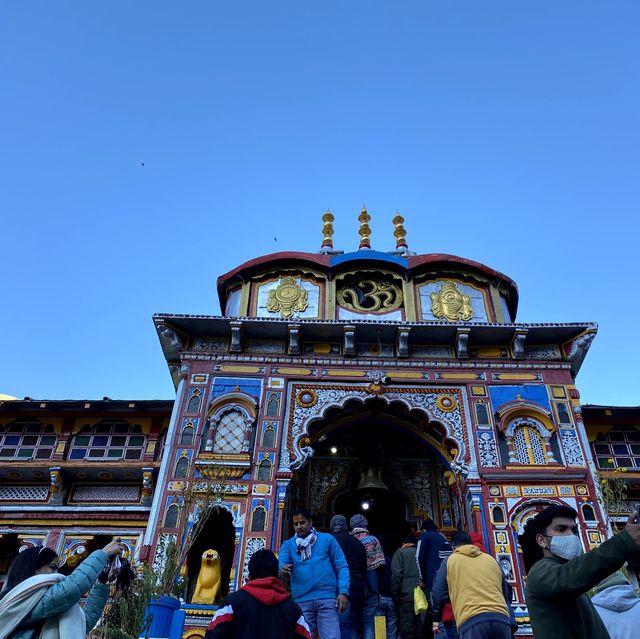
[140,596,180,639]
[169,609,186,639]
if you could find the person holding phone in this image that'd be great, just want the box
[0,537,124,639]
[519,505,640,639]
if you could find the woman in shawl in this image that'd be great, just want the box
[0,538,123,639]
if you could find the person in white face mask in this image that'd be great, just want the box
[518,505,640,639]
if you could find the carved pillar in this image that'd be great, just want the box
[48,467,66,505]
[141,468,154,506]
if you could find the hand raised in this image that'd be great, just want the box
[103,539,124,558]
[624,510,640,546]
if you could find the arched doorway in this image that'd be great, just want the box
[285,397,463,551]
[186,506,236,603]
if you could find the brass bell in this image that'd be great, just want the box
[354,467,389,492]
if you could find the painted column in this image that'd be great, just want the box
[143,365,189,551]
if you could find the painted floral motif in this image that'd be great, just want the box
[560,429,585,466]
[389,461,434,516]
[477,432,500,467]
[242,537,266,584]
[308,460,350,513]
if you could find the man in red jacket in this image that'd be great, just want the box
[205,549,311,639]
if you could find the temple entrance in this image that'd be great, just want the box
[186,506,236,603]
[285,397,463,550]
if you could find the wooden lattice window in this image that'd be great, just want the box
[69,420,146,461]
[513,426,547,464]
[593,427,640,470]
[0,420,57,460]
[212,409,246,454]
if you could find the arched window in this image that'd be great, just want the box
[475,403,490,426]
[180,423,194,446]
[557,402,571,424]
[262,425,276,448]
[69,420,146,461]
[211,409,246,454]
[513,426,547,464]
[0,419,57,460]
[250,506,267,532]
[257,459,272,481]
[174,457,189,478]
[582,504,596,522]
[266,393,280,417]
[187,389,201,414]
[492,505,506,524]
[164,504,179,528]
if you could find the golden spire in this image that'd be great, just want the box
[321,209,334,251]
[393,212,408,252]
[358,206,372,250]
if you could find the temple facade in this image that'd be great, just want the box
[145,213,606,635]
[2,212,637,637]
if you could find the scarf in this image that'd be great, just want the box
[0,573,86,639]
[295,528,318,561]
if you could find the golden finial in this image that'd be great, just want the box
[393,212,408,252]
[321,209,334,251]
[358,206,372,250]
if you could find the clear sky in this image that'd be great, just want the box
[1,1,638,406]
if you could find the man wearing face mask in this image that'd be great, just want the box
[519,504,640,639]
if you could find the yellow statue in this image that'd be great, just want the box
[192,549,222,604]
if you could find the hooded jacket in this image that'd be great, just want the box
[431,544,510,634]
[205,576,312,639]
[416,529,452,590]
[592,584,640,639]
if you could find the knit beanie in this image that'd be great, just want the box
[350,514,368,529]
[330,515,348,533]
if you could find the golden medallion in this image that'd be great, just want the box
[266,277,308,318]
[430,281,474,321]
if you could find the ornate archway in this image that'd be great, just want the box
[280,383,473,476]
[280,392,468,541]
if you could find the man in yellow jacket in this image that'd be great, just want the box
[431,531,512,639]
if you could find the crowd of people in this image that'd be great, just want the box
[207,505,640,639]
[0,503,637,639]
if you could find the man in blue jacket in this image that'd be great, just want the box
[279,507,350,639]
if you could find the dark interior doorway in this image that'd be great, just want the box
[289,397,454,554]
[186,506,236,603]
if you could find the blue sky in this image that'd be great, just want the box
[1,1,638,405]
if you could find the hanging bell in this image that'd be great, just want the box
[354,467,389,492]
